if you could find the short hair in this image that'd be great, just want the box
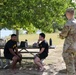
[11,34,17,37]
[66,7,74,14]
[39,33,45,38]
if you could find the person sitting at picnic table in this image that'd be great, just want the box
[34,33,49,71]
[4,34,22,71]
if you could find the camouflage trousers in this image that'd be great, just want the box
[62,51,76,75]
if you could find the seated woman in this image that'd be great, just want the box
[34,33,49,71]
[4,34,22,71]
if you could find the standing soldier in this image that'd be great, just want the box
[59,7,76,75]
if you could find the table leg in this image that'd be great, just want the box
[0,49,4,68]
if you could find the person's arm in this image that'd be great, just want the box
[15,47,19,54]
[9,48,17,56]
[59,25,71,39]
[37,39,40,47]
[14,42,19,54]
[38,41,46,54]
[8,42,17,56]
[38,48,45,54]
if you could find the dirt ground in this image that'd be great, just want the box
[0,45,67,75]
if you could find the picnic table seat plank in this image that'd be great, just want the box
[20,51,38,53]
[0,57,34,59]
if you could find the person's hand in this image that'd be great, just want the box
[36,53,40,57]
[15,55,18,57]
[38,39,40,42]
[34,53,40,59]
[59,34,64,39]
[17,52,20,55]
[37,39,40,47]
[15,55,19,59]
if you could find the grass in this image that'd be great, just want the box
[19,33,64,45]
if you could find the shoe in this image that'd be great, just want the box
[40,67,45,72]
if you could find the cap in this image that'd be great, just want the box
[66,7,74,13]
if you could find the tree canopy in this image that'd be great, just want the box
[0,0,76,33]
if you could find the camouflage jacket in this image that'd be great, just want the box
[59,18,76,52]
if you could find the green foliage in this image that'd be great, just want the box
[0,0,76,33]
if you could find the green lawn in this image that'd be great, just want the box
[19,33,64,45]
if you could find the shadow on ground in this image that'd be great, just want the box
[0,61,67,75]
[0,62,56,75]
[56,69,67,75]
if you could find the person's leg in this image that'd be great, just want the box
[6,59,10,65]
[62,52,76,75]
[17,53,22,66]
[34,57,44,71]
[74,55,76,70]
[40,59,45,66]
[4,54,21,70]
[3,59,10,69]
[0,59,4,68]
[12,56,18,70]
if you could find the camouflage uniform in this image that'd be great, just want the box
[59,8,76,75]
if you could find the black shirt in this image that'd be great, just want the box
[4,40,17,55]
[39,40,49,56]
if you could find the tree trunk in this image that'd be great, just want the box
[0,30,1,38]
[16,30,19,42]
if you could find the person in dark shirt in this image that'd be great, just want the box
[34,33,49,71]
[4,34,22,70]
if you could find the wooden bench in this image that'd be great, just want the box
[0,57,34,59]
[0,50,36,68]
[0,57,35,68]
[0,50,38,60]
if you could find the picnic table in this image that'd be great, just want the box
[0,45,55,68]
[0,44,55,57]
[0,45,55,59]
